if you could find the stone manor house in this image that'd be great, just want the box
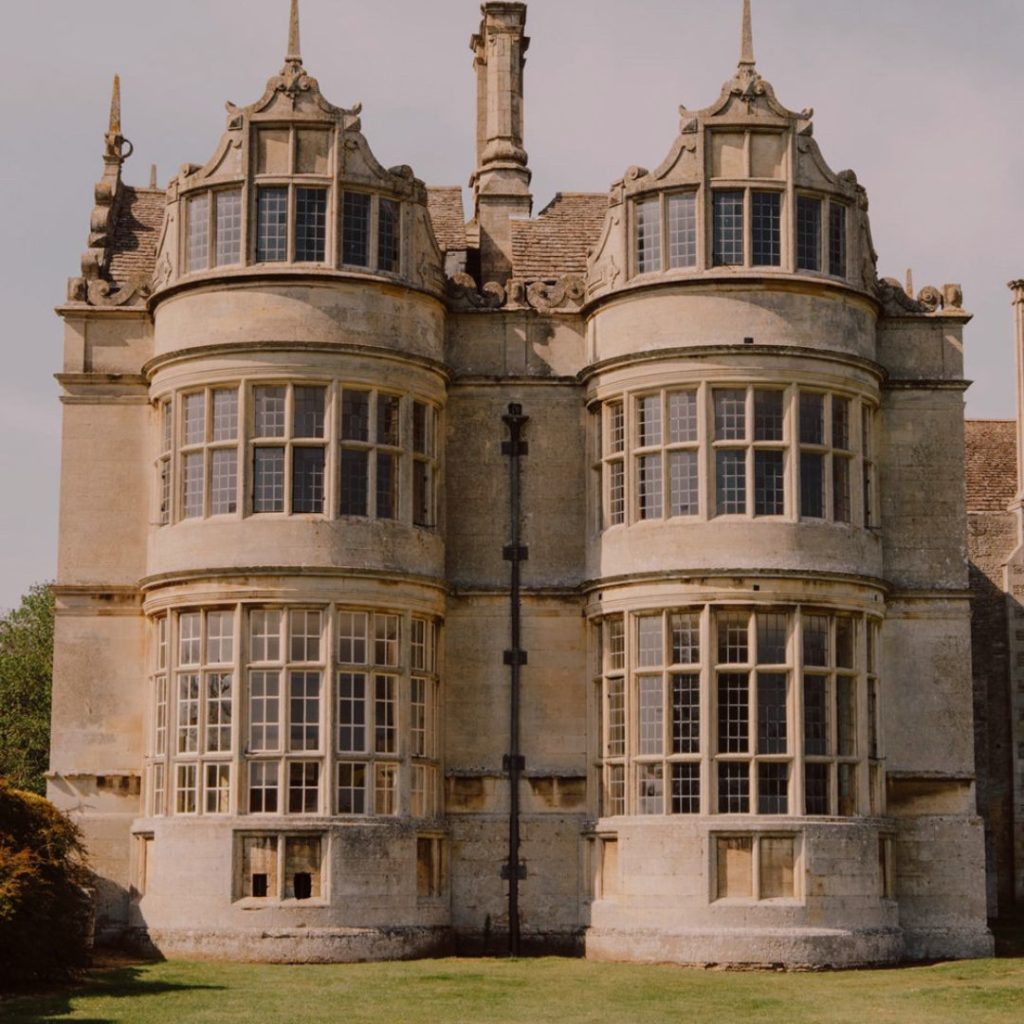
[49,0,1014,964]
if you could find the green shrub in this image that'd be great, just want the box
[0,779,92,989]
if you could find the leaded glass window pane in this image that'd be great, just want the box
[253,387,286,438]
[796,195,822,272]
[377,395,401,447]
[212,389,238,441]
[256,187,288,262]
[757,613,788,664]
[638,454,663,519]
[758,762,789,814]
[668,390,697,443]
[292,448,325,514]
[215,190,242,266]
[294,187,327,262]
[667,193,697,269]
[751,191,781,266]
[799,393,825,445]
[187,194,210,273]
[832,397,851,450]
[288,671,320,751]
[757,672,788,754]
[805,762,829,815]
[376,451,398,519]
[637,616,663,667]
[717,672,750,753]
[378,198,400,272]
[671,763,700,814]
[183,393,206,446]
[803,675,829,756]
[638,676,663,755]
[635,196,661,273]
[342,192,371,267]
[833,455,851,523]
[712,191,743,266]
[210,449,237,514]
[718,762,750,813]
[340,449,368,516]
[717,611,749,664]
[714,390,746,441]
[341,390,370,441]
[671,674,700,754]
[637,395,662,447]
[670,613,700,664]
[829,202,847,277]
[753,390,784,441]
[754,450,784,516]
[716,450,746,514]
[182,452,204,519]
[293,387,326,438]
[800,452,825,518]
[638,763,664,814]
[253,447,285,512]
[669,451,698,516]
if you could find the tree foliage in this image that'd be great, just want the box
[0,780,92,988]
[0,583,54,795]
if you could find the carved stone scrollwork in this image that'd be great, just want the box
[524,275,586,312]
[446,273,506,310]
[875,278,964,316]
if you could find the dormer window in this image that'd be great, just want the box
[341,192,402,273]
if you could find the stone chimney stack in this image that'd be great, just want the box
[471,2,532,285]
[1012,280,1024,503]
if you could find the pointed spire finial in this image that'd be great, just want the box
[286,0,302,65]
[108,74,122,135]
[740,0,755,66]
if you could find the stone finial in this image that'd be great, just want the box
[740,0,755,67]
[149,164,158,189]
[286,0,302,65]
[1010,279,1024,300]
[108,74,122,135]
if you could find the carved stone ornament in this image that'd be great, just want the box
[522,275,586,312]
[446,273,506,310]
[875,278,965,316]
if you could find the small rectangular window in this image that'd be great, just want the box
[289,610,322,662]
[256,187,289,262]
[340,449,369,516]
[667,193,697,269]
[668,451,699,517]
[288,671,321,751]
[342,192,371,266]
[712,191,744,266]
[295,187,327,262]
[292,448,325,514]
[374,675,397,753]
[378,199,400,272]
[337,672,367,752]
[803,675,829,756]
[376,452,398,519]
[182,452,205,519]
[796,196,822,272]
[757,674,788,756]
[757,763,789,814]
[250,610,282,663]
[253,387,287,438]
[753,390,784,442]
[338,612,369,664]
[635,196,661,273]
[805,762,829,815]
[714,390,746,441]
[756,613,787,664]
[829,202,847,277]
[293,387,326,439]
[717,610,749,664]
[751,191,781,266]
[637,616,663,667]
[177,675,199,754]
[667,391,698,444]
[205,763,231,814]
[638,454,663,519]
[341,390,371,441]
[249,670,281,751]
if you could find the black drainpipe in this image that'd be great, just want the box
[501,402,529,956]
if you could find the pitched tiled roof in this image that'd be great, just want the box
[107,187,165,285]
[427,187,468,252]
[510,192,608,279]
[965,419,1017,512]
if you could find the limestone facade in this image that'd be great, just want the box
[49,1,993,964]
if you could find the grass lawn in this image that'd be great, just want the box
[2,956,1023,1024]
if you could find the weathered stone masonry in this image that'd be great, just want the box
[48,0,994,964]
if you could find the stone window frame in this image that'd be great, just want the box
[339,190,403,275]
[599,382,876,529]
[795,192,848,281]
[633,190,700,275]
[145,602,443,823]
[595,604,883,819]
[234,831,328,904]
[153,380,441,530]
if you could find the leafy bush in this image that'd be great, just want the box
[0,583,54,795]
[0,780,92,989]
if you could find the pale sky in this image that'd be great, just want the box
[1,0,1022,611]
